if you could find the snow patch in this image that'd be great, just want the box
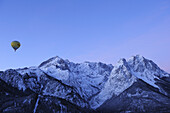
[33,95,40,113]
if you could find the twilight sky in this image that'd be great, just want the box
[0,0,170,72]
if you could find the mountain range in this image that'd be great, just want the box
[0,55,169,113]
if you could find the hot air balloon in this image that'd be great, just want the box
[11,41,21,51]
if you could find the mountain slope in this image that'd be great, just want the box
[98,79,170,113]
[0,55,169,112]
[90,55,170,109]
[39,56,113,101]
[90,58,137,109]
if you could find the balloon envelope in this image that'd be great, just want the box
[11,41,21,51]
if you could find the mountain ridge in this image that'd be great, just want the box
[0,55,169,112]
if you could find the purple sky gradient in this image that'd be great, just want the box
[0,0,170,73]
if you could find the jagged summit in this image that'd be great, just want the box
[0,55,169,112]
[90,58,136,109]
[128,55,169,88]
[39,56,67,68]
[90,55,170,109]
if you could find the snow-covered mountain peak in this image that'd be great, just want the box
[112,58,132,78]
[0,55,170,112]
[129,55,169,76]
[90,58,136,109]
[37,56,114,103]
[129,54,145,61]
[128,55,160,73]
[116,58,126,66]
[90,55,169,109]
[128,55,146,69]
[127,55,169,89]
[114,58,129,70]
[39,56,70,81]
[39,56,67,68]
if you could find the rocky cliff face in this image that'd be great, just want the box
[0,55,169,113]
